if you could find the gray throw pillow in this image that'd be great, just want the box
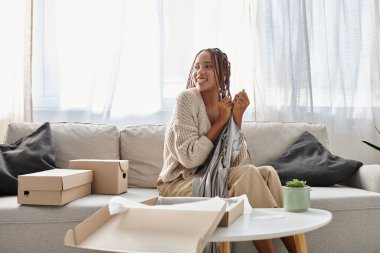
[0,122,56,195]
[268,131,363,186]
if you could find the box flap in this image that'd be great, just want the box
[19,175,62,191]
[118,161,129,173]
[65,197,226,253]
[61,170,93,190]
[18,169,93,191]
[144,195,250,211]
[71,159,127,162]
[70,159,129,171]
[65,206,111,245]
[219,198,244,227]
[142,196,246,227]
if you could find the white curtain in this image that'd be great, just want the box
[35,0,162,123]
[33,0,380,163]
[0,0,32,142]
[252,0,380,163]
[33,0,255,125]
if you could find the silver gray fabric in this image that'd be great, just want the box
[192,116,243,253]
[192,115,243,198]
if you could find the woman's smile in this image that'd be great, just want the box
[196,77,208,85]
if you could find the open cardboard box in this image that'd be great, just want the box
[65,196,228,253]
[18,169,93,206]
[69,159,129,195]
[142,196,244,227]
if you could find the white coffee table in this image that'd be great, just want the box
[211,208,332,253]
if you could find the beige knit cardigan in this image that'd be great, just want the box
[158,88,248,183]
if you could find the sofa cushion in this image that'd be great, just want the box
[310,185,380,210]
[0,186,379,224]
[342,164,380,193]
[120,125,165,188]
[269,131,363,186]
[0,122,56,195]
[121,122,328,188]
[241,122,328,166]
[0,188,158,224]
[4,122,120,168]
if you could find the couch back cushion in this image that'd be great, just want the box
[4,122,120,168]
[120,125,165,188]
[242,122,328,166]
[120,121,328,188]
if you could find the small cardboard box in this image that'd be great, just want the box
[65,197,227,253]
[69,159,128,195]
[220,198,245,227]
[142,196,244,227]
[18,169,93,206]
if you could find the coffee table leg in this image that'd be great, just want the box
[219,234,306,253]
[219,241,230,253]
[293,233,308,253]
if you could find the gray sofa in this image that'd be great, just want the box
[1,122,380,253]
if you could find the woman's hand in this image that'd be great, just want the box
[217,96,233,126]
[232,89,250,129]
[205,96,232,142]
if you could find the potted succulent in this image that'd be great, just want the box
[282,179,310,212]
[362,126,380,151]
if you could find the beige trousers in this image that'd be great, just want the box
[157,165,283,208]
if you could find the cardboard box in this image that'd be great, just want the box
[219,198,244,227]
[142,196,244,227]
[18,169,93,206]
[65,197,227,253]
[69,159,128,195]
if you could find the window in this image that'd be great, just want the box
[32,0,255,127]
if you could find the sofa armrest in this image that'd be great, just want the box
[341,164,380,193]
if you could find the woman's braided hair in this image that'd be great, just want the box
[186,48,231,100]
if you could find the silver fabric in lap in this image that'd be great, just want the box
[192,115,243,198]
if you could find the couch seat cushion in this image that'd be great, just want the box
[0,188,158,224]
[2,186,380,225]
[310,185,380,211]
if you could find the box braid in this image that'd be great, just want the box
[186,48,231,100]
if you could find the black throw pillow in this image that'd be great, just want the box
[268,131,363,186]
[0,122,56,195]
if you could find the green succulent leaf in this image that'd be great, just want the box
[285,179,307,187]
[361,125,380,152]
